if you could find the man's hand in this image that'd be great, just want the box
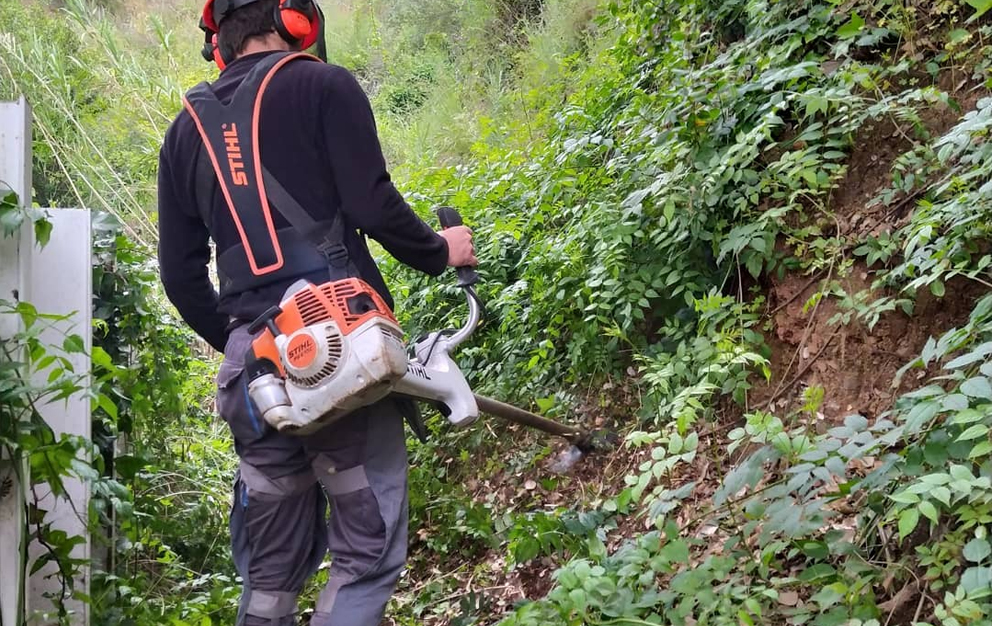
[439,225,478,267]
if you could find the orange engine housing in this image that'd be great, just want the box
[250,278,398,377]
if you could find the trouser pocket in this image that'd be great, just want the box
[217,362,270,445]
[217,326,271,446]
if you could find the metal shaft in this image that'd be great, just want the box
[473,394,585,444]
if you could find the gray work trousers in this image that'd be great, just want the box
[216,326,409,626]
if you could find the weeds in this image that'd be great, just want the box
[3,0,992,624]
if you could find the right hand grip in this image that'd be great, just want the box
[436,206,479,287]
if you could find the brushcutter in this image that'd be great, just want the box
[242,207,607,466]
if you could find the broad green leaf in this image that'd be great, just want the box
[535,396,555,413]
[963,538,992,563]
[904,400,939,432]
[951,409,987,426]
[810,584,844,609]
[844,414,869,431]
[91,346,116,371]
[898,508,920,540]
[930,280,946,297]
[906,482,934,495]
[889,491,920,505]
[114,455,148,481]
[684,431,699,451]
[921,473,951,486]
[958,424,989,441]
[918,500,939,524]
[950,464,975,482]
[798,563,836,582]
[745,253,763,279]
[951,479,975,494]
[0,202,24,236]
[63,334,85,354]
[943,394,970,411]
[932,486,952,506]
[16,301,38,328]
[568,589,587,613]
[961,567,992,597]
[34,218,53,248]
[801,541,829,560]
[660,539,689,564]
[837,12,865,38]
[948,28,971,44]
[966,0,992,18]
[946,342,992,369]
[969,441,992,459]
[805,95,828,119]
[961,377,992,399]
[96,394,118,420]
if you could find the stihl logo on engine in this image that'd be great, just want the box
[286,333,318,369]
[222,123,248,186]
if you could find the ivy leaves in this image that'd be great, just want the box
[836,12,865,39]
[0,188,53,247]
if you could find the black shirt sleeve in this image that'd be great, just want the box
[320,68,449,276]
[156,142,230,352]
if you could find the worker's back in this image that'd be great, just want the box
[158,51,448,343]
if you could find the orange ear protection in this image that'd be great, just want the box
[199,0,323,70]
[200,22,227,70]
[274,0,316,43]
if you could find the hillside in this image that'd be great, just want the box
[1,0,992,625]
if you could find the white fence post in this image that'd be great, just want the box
[0,98,92,626]
[24,209,92,625]
[0,96,33,626]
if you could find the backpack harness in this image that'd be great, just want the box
[182,51,358,299]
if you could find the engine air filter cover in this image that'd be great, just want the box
[284,323,346,387]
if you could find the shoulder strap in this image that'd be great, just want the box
[185,51,357,282]
[259,166,357,277]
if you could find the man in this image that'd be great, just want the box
[156,1,477,624]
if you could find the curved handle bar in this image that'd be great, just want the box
[434,206,484,352]
[445,286,483,351]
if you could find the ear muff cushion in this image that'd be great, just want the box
[212,34,227,70]
[298,8,321,50]
[279,8,312,40]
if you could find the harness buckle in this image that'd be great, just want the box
[316,239,350,268]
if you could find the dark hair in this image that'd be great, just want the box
[217,0,283,62]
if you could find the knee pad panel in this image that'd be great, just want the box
[246,589,298,619]
[240,460,317,502]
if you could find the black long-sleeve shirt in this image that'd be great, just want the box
[157,52,448,351]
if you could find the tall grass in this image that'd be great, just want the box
[1,0,605,230]
[318,0,607,169]
[0,0,206,246]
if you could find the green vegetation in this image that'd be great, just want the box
[2,0,992,624]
